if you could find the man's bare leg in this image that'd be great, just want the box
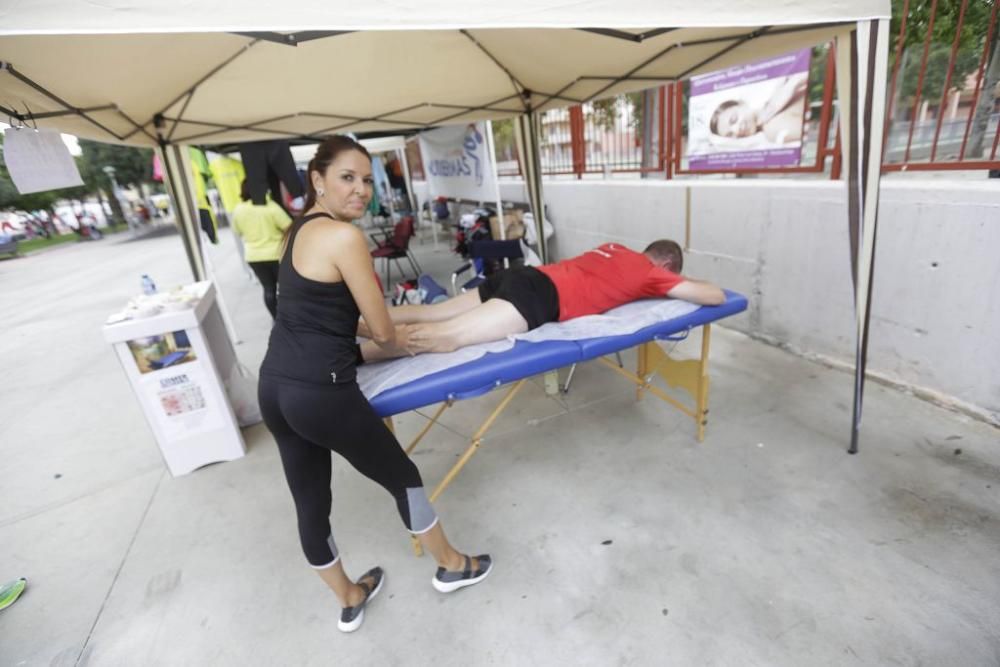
[408,299,529,354]
[360,298,528,362]
[360,290,488,362]
[359,291,483,339]
[359,327,413,363]
[389,290,484,324]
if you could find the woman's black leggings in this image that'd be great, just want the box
[259,377,437,568]
[248,261,279,319]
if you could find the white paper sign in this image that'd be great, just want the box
[2,127,84,194]
[418,122,497,202]
[138,361,226,442]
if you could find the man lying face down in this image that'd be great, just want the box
[359,239,725,362]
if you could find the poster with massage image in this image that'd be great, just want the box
[687,48,811,171]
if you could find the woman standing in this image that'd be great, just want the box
[231,181,293,318]
[258,136,491,633]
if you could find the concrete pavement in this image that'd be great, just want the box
[0,223,997,666]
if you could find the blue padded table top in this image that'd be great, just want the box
[370,290,748,418]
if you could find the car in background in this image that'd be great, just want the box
[0,233,18,257]
[150,194,171,217]
[0,211,27,240]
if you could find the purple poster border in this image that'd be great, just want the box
[688,49,811,171]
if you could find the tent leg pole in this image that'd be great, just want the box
[527,112,548,264]
[200,231,242,345]
[158,145,205,281]
[842,19,889,455]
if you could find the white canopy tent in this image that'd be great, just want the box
[0,0,891,452]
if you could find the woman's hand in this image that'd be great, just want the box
[392,324,417,356]
[405,324,441,355]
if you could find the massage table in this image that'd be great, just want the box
[366,290,748,553]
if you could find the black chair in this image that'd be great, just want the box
[450,239,524,295]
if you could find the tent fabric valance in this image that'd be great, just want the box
[0,19,878,147]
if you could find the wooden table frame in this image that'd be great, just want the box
[384,324,712,556]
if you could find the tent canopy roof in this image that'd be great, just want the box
[0,1,892,34]
[0,1,889,147]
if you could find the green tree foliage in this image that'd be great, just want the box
[590,91,646,136]
[492,118,516,160]
[890,0,995,106]
[1,132,157,226]
[76,139,154,191]
[887,0,999,158]
[808,45,833,110]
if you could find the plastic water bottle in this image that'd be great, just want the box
[141,274,157,295]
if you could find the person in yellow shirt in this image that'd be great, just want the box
[231,180,293,318]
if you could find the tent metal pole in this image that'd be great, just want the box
[160,142,241,348]
[847,19,890,455]
[199,230,242,345]
[1,62,126,142]
[526,111,548,263]
[398,146,419,214]
[514,111,549,264]
[485,120,507,243]
[846,27,865,455]
[159,143,206,281]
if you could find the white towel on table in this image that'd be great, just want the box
[358,298,700,400]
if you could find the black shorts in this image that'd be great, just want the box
[477,266,560,330]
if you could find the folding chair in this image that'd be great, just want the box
[370,216,422,290]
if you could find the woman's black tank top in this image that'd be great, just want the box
[260,213,361,385]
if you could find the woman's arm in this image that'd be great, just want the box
[332,225,397,347]
[331,224,411,352]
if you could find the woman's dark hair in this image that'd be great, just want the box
[303,135,372,212]
[239,179,251,202]
[643,239,684,273]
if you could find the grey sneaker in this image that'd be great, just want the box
[337,567,384,633]
[432,554,492,593]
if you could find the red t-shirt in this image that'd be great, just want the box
[537,243,684,321]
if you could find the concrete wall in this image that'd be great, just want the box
[411,178,1000,424]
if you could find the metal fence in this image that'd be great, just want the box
[493,0,1000,178]
[882,0,1000,171]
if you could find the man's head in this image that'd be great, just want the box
[643,239,683,273]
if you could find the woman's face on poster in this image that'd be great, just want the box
[713,101,756,138]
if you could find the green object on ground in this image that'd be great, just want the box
[0,577,26,611]
[17,233,78,254]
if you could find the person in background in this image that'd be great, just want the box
[231,180,293,319]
